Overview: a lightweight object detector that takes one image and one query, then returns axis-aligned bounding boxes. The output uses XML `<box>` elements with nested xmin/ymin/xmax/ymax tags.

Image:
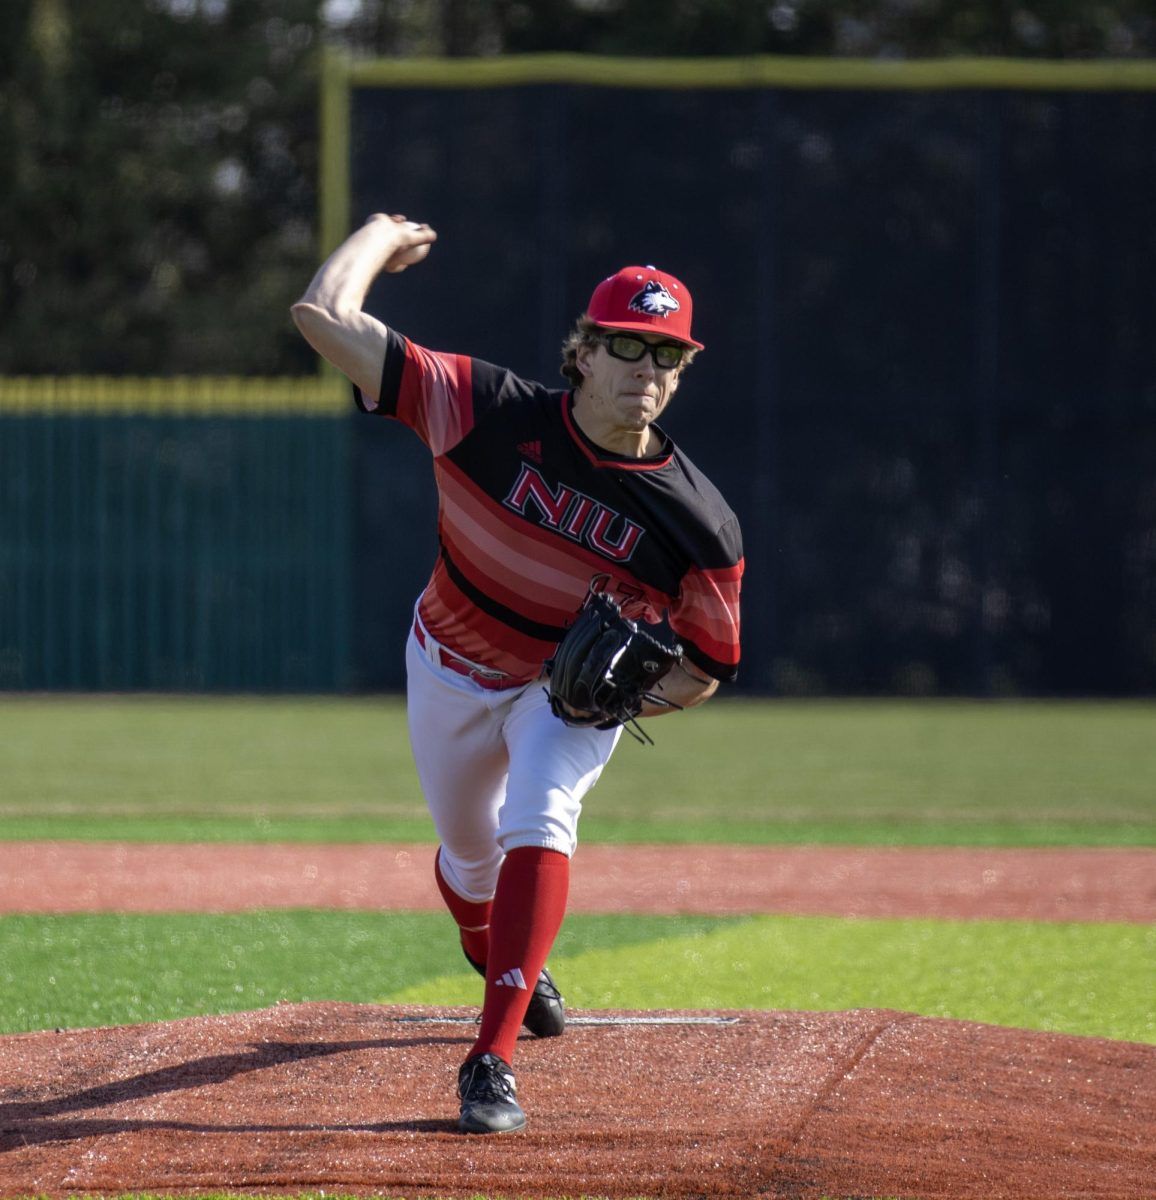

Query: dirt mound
<box><xmin>1</xmin><ymin>1001</ymin><xmax>1151</xmax><ymax>1199</ymax></box>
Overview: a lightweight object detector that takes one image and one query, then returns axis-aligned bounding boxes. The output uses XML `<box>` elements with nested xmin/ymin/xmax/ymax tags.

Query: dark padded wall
<box><xmin>349</xmin><ymin>83</ymin><xmax>1156</xmax><ymax>694</ymax></box>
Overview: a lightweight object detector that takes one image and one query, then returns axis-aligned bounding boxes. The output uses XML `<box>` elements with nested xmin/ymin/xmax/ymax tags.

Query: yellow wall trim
<box><xmin>0</xmin><ymin>376</ymin><xmax>348</xmax><ymax>416</ymax></box>
<box><xmin>343</xmin><ymin>53</ymin><xmax>1156</xmax><ymax>92</ymax></box>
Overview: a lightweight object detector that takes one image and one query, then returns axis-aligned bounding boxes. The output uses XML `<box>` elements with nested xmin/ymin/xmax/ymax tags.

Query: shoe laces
<box><xmin>460</xmin><ymin>1054</ymin><xmax>516</xmax><ymax>1103</ymax></box>
<box><xmin>533</xmin><ymin>970</ymin><xmax>562</xmax><ymax>1003</ymax></box>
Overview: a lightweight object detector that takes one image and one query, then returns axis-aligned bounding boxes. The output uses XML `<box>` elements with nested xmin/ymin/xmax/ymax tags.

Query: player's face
<box><xmin>574</xmin><ymin>329</ymin><xmax>684</xmax><ymax>435</ymax></box>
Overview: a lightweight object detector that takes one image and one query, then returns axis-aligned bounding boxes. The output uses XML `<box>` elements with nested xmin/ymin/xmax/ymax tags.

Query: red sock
<box><xmin>469</xmin><ymin>846</ymin><xmax>570</xmax><ymax>1065</ymax></box>
<box><xmin>434</xmin><ymin>847</ymin><xmax>492</xmax><ymax>967</ymax></box>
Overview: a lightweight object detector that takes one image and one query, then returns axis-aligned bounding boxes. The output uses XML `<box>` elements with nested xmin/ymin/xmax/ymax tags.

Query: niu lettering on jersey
<box><xmin>355</xmin><ymin>329</ymin><xmax>743</xmax><ymax>684</ymax></box>
<box><xmin>503</xmin><ymin>463</ymin><xmax>644</xmax><ymax>562</ymax></box>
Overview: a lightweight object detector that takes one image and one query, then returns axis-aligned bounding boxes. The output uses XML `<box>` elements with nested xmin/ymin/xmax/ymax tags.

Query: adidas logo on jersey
<box><xmin>495</xmin><ymin>967</ymin><xmax>528</xmax><ymax>990</ymax></box>
<box><xmin>517</xmin><ymin>440</ymin><xmax>543</xmax><ymax>464</ymax></box>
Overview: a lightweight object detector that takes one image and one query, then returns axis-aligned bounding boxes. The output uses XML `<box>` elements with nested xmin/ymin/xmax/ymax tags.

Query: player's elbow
<box><xmin>291</xmin><ymin>300</ymin><xmax>326</xmax><ymax>337</ymax></box>
<box><xmin>290</xmin><ymin>301</ymin><xmax>345</xmax><ymax>359</ymax></box>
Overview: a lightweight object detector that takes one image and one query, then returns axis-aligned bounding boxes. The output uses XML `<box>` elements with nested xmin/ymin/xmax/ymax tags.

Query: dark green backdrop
<box><xmin>0</xmin><ymin>413</ymin><xmax>350</xmax><ymax>690</ymax></box>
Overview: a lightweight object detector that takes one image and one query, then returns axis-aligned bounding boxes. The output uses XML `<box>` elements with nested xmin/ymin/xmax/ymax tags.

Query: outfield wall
<box><xmin>2</xmin><ymin>57</ymin><xmax>1154</xmax><ymax>694</ymax></box>
<box><xmin>0</xmin><ymin>379</ymin><xmax>351</xmax><ymax>690</ymax></box>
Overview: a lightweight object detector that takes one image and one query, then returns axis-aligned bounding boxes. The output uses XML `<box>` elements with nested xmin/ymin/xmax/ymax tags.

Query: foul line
<box><xmin>394</xmin><ymin>1014</ymin><xmax>741</xmax><ymax>1026</ymax></box>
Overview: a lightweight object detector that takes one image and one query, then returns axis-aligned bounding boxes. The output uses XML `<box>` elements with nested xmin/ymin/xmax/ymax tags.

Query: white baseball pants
<box><xmin>405</xmin><ymin>625</ymin><xmax>621</xmax><ymax>903</ymax></box>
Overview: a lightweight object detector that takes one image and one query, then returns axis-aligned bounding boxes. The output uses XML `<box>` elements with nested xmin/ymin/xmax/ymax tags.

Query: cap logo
<box><xmin>628</xmin><ymin>280</ymin><xmax>680</xmax><ymax>319</ymax></box>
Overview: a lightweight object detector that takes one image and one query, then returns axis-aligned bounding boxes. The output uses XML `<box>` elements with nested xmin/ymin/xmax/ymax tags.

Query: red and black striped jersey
<box><xmin>356</xmin><ymin>329</ymin><xmax>743</xmax><ymax>684</ymax></box>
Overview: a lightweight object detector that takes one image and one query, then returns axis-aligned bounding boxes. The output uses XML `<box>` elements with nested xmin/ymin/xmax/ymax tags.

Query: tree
<box><xmin>0</xmin><ymin>0</ymin><xmax>319</xmax><ymax>374</ymax></box>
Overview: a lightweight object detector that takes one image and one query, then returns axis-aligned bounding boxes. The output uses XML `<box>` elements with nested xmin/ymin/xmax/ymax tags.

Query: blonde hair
<box><xmin>559</xmin><ymin>314</ymin><xmax>697</xmax><ymax>386</ymax></box>
<box><xmin>559</xmin><ymin>315</ymin><xmax>604</xmax><ymax>386</ymax></box>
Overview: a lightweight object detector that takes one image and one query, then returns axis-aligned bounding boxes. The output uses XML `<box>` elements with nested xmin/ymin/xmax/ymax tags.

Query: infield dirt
<box><xmin>2</xmin><ymin>842</ymin><xmax>1153</xmax><ymax>922</ymax></box>
<box><xmin>0</xmin><ymin>1001</ymin><xmax>1152</xmax><ymax>1199</ymax></box>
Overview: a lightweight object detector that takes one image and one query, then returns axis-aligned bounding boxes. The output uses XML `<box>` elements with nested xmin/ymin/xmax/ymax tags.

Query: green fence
<box><xmin>0</xmin><ymin>378</ymin><xmax>351</xmax><ymax>690</ymax></box>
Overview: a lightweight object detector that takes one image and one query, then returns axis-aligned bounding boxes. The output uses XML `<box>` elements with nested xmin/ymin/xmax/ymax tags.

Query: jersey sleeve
<box><xmin>353</xmin><ymin>327</ymin><xmax>533</xmax><ymax>457</ymax></box>
<box><xmin>669</xmin><ymin>516</ymin><xmax>743</xmax><ymax>682</ymax></box>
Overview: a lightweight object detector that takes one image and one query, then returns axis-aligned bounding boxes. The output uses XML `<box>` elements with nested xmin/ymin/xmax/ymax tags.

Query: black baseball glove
<box><xmin>545</xmin><ymin>593</ymin><xmax>683</xmax><ymax>743</ymax></box>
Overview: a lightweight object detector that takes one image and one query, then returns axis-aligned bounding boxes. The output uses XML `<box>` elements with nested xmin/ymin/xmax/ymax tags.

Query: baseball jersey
<box><xmin>356</xmin><ymin>329</ymin><xmax>743</xmax><ymax>685</ymax></box>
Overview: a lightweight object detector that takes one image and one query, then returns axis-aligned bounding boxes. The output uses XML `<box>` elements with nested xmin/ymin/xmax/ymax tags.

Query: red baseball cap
<box><xmin>586</xmin><ymin>265</ymin><xmax>704</xmax><ymax>350</ymax></box>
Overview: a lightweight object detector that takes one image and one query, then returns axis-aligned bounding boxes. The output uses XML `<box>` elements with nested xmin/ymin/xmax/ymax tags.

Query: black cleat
<box><xmin>457</xmin><ymin>1052</ymin><xmax>526</xmax><ymax>1134</ymax></box>
<box><xmin>520</xmin><ymin>963</ymin><xmax>565</xmax><ymax>1038</ymax></box>
<box><xmin>464</xmin><ymin>950</ymin><xmax>566</xmax><ymax>1039</ymax></box>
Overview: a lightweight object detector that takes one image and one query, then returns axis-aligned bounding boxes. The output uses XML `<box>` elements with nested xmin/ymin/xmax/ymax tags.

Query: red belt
<box><xmin>412</xmin><ymin>620</ymin><xmax>521</xmax><ymax>691</ymax></box>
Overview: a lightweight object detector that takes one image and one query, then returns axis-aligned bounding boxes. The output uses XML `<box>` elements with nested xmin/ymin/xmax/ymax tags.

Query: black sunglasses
<box><xmin>598</xmin><ymin>333</ymin><xmax>686</xmax><ymax>370</ymax></box>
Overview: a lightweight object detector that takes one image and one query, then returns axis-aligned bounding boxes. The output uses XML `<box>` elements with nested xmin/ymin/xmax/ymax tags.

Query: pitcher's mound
<box><xmin>0</xmin><ymin>1002</ymin><xmax>1151</xmax><ymax>1199</ymax></box>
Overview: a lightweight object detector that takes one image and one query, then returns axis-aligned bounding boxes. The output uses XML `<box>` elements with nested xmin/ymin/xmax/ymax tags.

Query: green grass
<box><xmin>1</xmin><ymin>695</ymin><xmax>1154</xmax><ymax>845</ymax></box>
<box><xmin>2</xmin><ymin>910</ymin><xmax>1151</xmax><ymax>1043</ymax></box>
<box><xmin>0</xmin><ymin>910</ymin><xmax>733</xmax><ymax>1033</ymax></box>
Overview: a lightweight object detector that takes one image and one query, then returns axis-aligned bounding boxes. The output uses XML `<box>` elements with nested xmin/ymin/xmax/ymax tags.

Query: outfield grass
<box><xmin>1</xmin><ymin>910</ymin><xmax>1151</xmax><ymax>1043</ymax></box>
<box><xmin>1</xmin><ymin>696</ymin><xmax>1153</xmax><ymax>845</ymax></box>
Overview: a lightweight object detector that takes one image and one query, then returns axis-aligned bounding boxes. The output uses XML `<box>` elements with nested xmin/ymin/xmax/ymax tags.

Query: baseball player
<box><xmin>292</xmin><ymin>213</ymin><xmax>743</xmax><ymax>1134</ymax></box>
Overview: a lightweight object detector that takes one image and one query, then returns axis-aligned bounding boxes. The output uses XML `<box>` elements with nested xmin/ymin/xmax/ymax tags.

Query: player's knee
<box><xmin>437</xmin><ymin>844</ymin><xmax>502</xmax><ymax>902</ymax></box>
<box><xmin>496</xmin><ymin>768</ymin><xmax>598</xmax><ymax>858</ymax></box>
